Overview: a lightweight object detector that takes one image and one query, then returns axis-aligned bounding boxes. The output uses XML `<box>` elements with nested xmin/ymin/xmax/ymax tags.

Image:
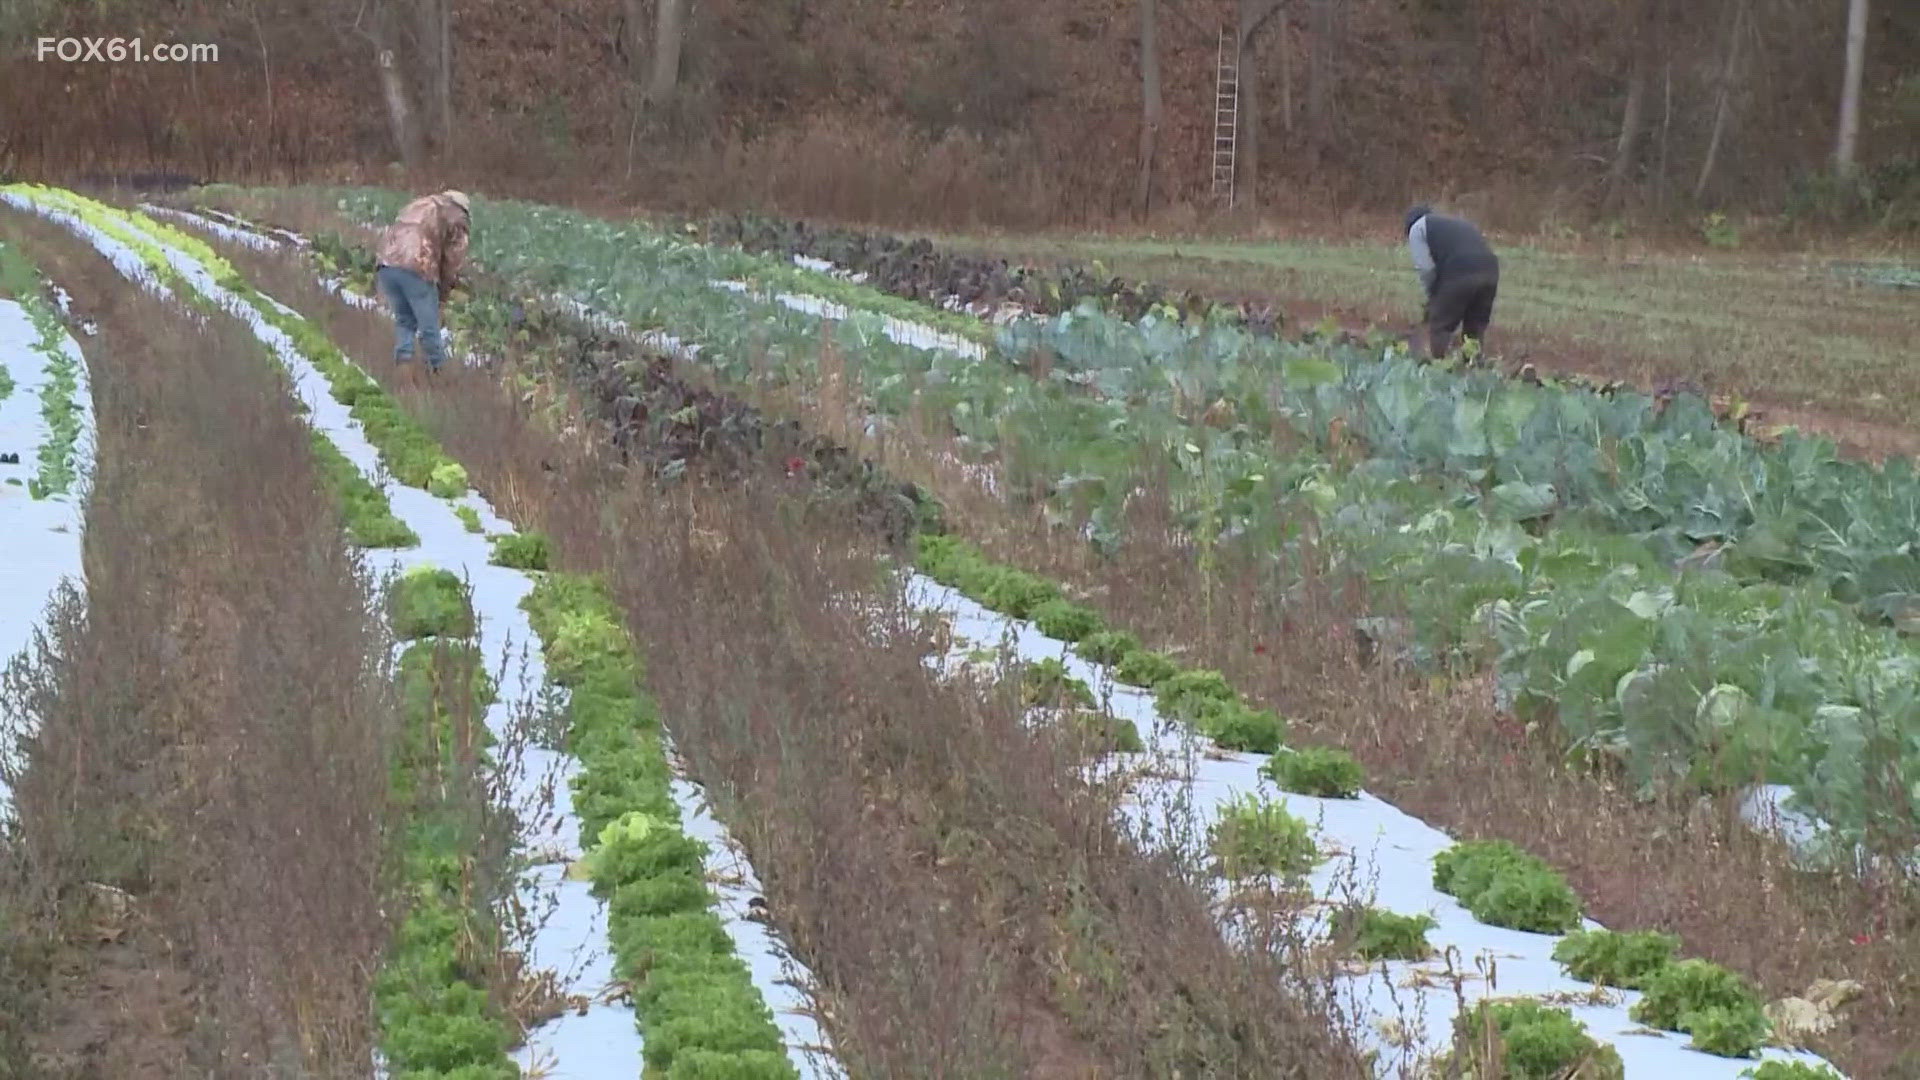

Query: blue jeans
<box><xmin>376</xmin><ymin>264</ymin><xmax>446</xmax><ymax>371</ymax></box>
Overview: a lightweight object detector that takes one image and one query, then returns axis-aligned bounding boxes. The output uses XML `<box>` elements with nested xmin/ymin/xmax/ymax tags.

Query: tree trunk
<box><xmin>370</xmin><ymin>3</ymin><xmax>424</xmax><ymax>170</ymax></box>
<box><xmin>1135</xmin><ymin>0</ymin><xmax>1162</xmax><ymax>217</ymax></box>
<box><xmin>1306</xmin><ymin>0</ymin><xmax>1331</xmax><ymax>155</ymax></box>
<box><xmin>1693</xmin><ymin>0</ymin><xmax>1746</xmax><ymax>202</ymax></box>
<box><xmin>1606</xmin><ymin>1</ymin><xmax>1652</xmax><ymax>202</ymax></box>
<box><xmin>1835</xmin><ymin>0</ymin><xmax>1868</xmax><ymax>174</ymax></box>
<box><xmin>1278</xmin><ymin>12</ymin><xmax>1292</xmax><ymax>132</ymax></box>
<box><xmin>435</xmin><ymin>0</ymin><xmax>452</xmax><ymax>148</ymax></box>
<box><xmin>1235</xmin><ymin>1</ymin><xmax>1285</xmax><ymax>211</ymax></box>
<box><xmin>646</xmin><ymin>0</ymin><xmax>685</xmax><ymax>110</ymax></box>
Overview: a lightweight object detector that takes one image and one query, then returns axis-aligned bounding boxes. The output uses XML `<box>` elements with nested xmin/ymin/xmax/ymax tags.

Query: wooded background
<box><xmin>2</xmin><ymin>0</ymin><xmax>1915</xmax><ymax>232</ymax></box>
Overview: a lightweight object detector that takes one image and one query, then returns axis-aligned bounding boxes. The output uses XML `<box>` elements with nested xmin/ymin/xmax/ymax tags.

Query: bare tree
<box><xmin>647</xmin><ymin>0</ymin><xmax>686</xmax><ymax>110</ymax></box>
<box><xmin>1607</xmin><ymin>0</ymin><xmax>1659</xmax><ymax>201</ymax></box>
<box><xmin>1135</xmin><ymin>0</ymin><xmax>1163</xmax><ymax>216</ymax></box>
<box><xmin>357</xmin><ymin>0</ymin><xmax>424</xmax><ymax>170</ymax></box>
<box><xmin>1693</xmin><ymin>0</ymin><xmax>1750</xmax><ymax>201</ymax></box>
<box><xmin>1306</xmin><ymin>0</ymin><xmax>1333</xmax><ymax>156</ymax></box>
<box><xmin>1237</xmin><ymin>0</ymin><xmax>1286</xmax><ymax>210</ymax></box>
<box><xmin>1835</xmin><ymin>0</ymin><xmax>1869</xmax><ymax>173</ymax></box>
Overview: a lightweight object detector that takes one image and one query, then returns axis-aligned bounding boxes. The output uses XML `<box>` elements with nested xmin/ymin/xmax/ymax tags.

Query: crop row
<box><xmin>7</xmin><ymin>187</ymin><xmax>816</xmax><ymax>1078</ymax></box>
<box><xmin>911</xmin><ymin>529</ymin><xmax>1828</xmax><ymax>1072</ymax></box>
<box><xmin>168</xmin><ymin>198</ymin><xmax>1851</xmax><ymax>1078</ymax></box>
<box><xmin>0</xmin><ymin>240</ymin><xmax>86</xmax><ymax>500</ymax></box>
<box><xmin>261</xmin><ymin>187</ymin><xmax>1919</xmax><ymax>862</ymax></box>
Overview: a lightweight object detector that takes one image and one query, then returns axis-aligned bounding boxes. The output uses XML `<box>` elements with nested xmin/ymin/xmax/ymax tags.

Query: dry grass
<box><xmin>220</xmin><ymin>238</ymin><xmax>1382</xmax><ymax>1078</ymax></box>
<box><xmin>0</xmin><ymin>209</ymin><xmax>401</xmax><ymax>1078</ymax></box>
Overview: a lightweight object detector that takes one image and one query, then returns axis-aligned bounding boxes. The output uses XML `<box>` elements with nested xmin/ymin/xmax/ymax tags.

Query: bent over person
<box><xmin>375</xmin><ymin>189</ymin><xmax>470</xmax><ymax>377</ymax></box>
<box><xmin>1405</xmin><ymin>204</ymin><xmax>1499</xmax><ymax>360</ymax></box>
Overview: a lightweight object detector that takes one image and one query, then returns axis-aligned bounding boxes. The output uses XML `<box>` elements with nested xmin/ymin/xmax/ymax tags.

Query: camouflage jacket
<box><xmin>375</xmin><ymin>193</ymin><xmax>469</xmax><ymax>298</ymax></box>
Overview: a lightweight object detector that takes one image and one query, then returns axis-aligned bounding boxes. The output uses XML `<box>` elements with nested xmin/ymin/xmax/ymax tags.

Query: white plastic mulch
<box><xmin>15</xmin><ymin>194</ymin><xmax>840</xmax><ymax>1080</ymax></box>
<box><xmin>0</xmin><ymin>283</ymin><xmax>94</xmax><ymax>822</ymax></box>
<box><xmin>159</xmin><ymin>203</ymin><xmax>1853</xmax><ymax>1079</ymax></box>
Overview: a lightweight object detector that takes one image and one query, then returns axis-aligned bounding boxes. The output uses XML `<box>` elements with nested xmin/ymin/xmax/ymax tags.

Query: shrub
<box><xmin>1442</xmin><ymin>999</ymin><xmax>1625</xmax><ymax>1080</ymax></box>
<box><xmin>1630</xmin><ymin>958</ymin><xmax>1771</xmax><ymax>1057</ymax></box>
<box><xmin>1074</xmin><ymin>629</ymin><xmax>1141</xmax><ymax>666</ymax></box>
<box><xmin>1030</xmin><ymin>598</ymin><xmax>1105</xmax><ymax>642</ymax></box>
<box><xmin>1208</xmin><ymin>794</ymin><xmax>1319</xmax><ymax>880</ymax></box>
<box><xmin>488</xmin><ymin>530</ymin><xmax>551</xmax><ymax>570</ymax></box>
<box><xmin>455</xmin><ymin>504</ymin><xmax>484</xmax><ymax>533</ymax></box>
<box><xmin>1336</xmin><ymin>906</ymin><xmax>1436</xmax><ymax>961</ymax></box>
<box><xmin>390</xmin><ymin>565</ymin><xmax>475</xmax><ymax>640</ymax></box>
<box><xmin>1433</xmin><ymin>839</ymin><xmax>1582</xmax><ymax>934</ymax></box>
<box><xmin>1021</xmin><ymin>657</ymin><xmax>1095</xmax><ymax>709</ymax></box>
<box><xmin>1551</xmin><ymin>928</ymin><xmax>1680</xmax><ymax>989</ymax></box>
<box><xmin>1263</xmin><ymin>745</ymin><xmax>1364</xmax><ymax>798</ymax></box>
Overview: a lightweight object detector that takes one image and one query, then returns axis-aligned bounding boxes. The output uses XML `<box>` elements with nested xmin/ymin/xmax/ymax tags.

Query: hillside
<box><xmin>2</xmin><ymin>0</ymin><xmax>1917</xmax><ymax>231</ymax></box>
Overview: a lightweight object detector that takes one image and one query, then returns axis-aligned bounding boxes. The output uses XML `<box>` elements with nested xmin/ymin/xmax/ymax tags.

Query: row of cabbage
<box><xmin>234</xmin><ymin>186</ymin><xmax>1916</xmax><ymax>865</ymax></box>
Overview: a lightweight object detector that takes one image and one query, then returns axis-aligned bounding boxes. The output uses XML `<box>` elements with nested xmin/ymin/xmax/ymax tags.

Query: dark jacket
<box><xmin>1405</xmin><ymin>205</ymin><xmax>1498</xmax><ymax>300</ymax></box>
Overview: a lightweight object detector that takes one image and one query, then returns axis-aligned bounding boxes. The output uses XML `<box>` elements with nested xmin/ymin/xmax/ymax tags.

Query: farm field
<box><xmin>925</xmin><ymin>228</ymin><xmax>1920</xmax><ymax>461</ymax></box>
<box><xmin>0</xmin><ymin>179</ymin><xmax>1912</xmax><ymax>1080</ymax></box>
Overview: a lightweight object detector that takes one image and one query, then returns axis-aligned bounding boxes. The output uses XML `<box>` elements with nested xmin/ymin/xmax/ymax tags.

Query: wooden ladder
<box><xmin>1211</xmin><ymin>26</ymin><xmax>1239</xmax><ymax>205</ymax></box>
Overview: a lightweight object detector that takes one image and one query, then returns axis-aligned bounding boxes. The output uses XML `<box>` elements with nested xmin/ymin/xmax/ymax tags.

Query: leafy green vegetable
<box><xmin>1439</xmin><ymin>998</ymin><xmax>1625</xmax><ymax>1079</ymax></box>
<box><xmin>1551</xmin><ymin>928</ymin><xmax>1680</xmax><ymax>988</ymax></box>
<box><xmin>1334</xmin><ymin>906</ymin><xmax>1435</xmax><ymax>961</ymax></box>
<box><xmin>1020</xmin><ymin>657</ymin><xmax>1095</xmax><ymax>709</ymax></box>
<box><xmin>1262</xmin><ymin>745</ymin><xmax>1364</xmax><ymax>798</ymax></box>
<box><xmin>1629</xmin><ymin>958</ymin><xmax>1771</xmax><ymax>1057</ymax></box>
<box><xmin>1433</xmin><ymin>839</ymin><xmax>1583</xmax><ymax>934</ymax></box>
<box><xmin>390</xmin><ymin>566</ymin><xmax>476</xmax><ymax>640</ymax></box>
<box><xmin>488</xmin><ymin>530</ymin><xmax>550</xmax><ymax>570</ymax></box>
<box><xmin>1208</xmin><ymin>794</ymin><xmax>1319</xmax><ymax>880</ymax></box>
